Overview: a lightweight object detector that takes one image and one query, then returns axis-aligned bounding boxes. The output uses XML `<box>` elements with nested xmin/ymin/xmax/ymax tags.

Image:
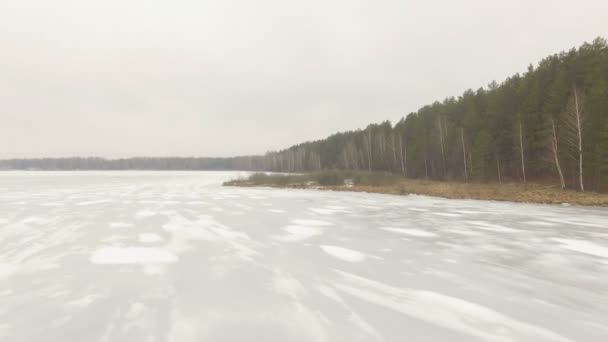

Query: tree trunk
<box><xmin>399</xmin><ymin>135</ymin><xmax>406</xmax><ymax>177</ymax></box>
<box><xmin>519</xmin><ymin>121</ymin><xmax>527</xmax><ymax>183</ymax></box>
<box><xmin>496</xmin><ymin>154</ymin><xmax>502</xmax><ymax>184</ymax></box>
<box><xmin>461</xmin><ymin>128</ymin><xmax>468</xmax><ymax>181</ymax></box>
<box><xmin>574</xmin><ymin>88</ymin><xmax>584</xmax><ymax>191</ymax></box>
<box><xmin>366</xmin><ymin>130</ymin><xmax>373</xmax><ymax>172</ymax></box>
<box><xmin>424</xmin><ymin>154</ymin><xmax>428</xmax><ymax>179</ymax></box>
<box><xmin>438</xmin><ymin>116</ymin><xmax>446</xmax><ymax>176</ymax></box>
<box><xmin>469</xmin><ymin>152</ymin><xmax>473</xmax><ymax>179</ymax></box>
<box><xmin>550</xmin><ymin>118</ymin><xmax>566</xmax><ymax>190</ymax></box>
<box><xmin>391</xmin><ymin>134</ymin><xmax>397</xmax><ymax>172</ymax></box>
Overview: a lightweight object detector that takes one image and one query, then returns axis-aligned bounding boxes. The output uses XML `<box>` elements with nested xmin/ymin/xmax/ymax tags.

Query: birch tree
<box><xmin>437</xmin><ymin>115</ymin><xmax>446</xmax><ymax>175</ymax></box>
<box><xmin>519</xmin><ymin>121</ymin><xmax>527</xmax><ymax>183</ymax></box>
<box><xmin>461</xmin><ymin>128</ymin><xmax>468</xmax><ymax>181</ymax></box>
<box><xmin>550</xmin><ymin>118</ymin><xmax>566</xmax><ymax>189</ymax></box>
<box><xmin>565</xmin><ymin>87</ymin><xmax>585</xmax><ymax>191</ymax></box>
<box><xmin>399</xmin><ymin>134</ymin><xmax>407</xmax><ymax>177</ymax></box>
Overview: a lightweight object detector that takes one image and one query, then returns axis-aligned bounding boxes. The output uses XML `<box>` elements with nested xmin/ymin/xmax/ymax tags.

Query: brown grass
<box><xmin>224</xmin><ymin>174</ymin><xmax>608</xmax><ymax>207</ymax></box>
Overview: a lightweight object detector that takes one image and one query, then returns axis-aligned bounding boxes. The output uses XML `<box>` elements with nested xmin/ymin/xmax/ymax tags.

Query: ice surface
<box><xmin>138</xmin><ymin>233</ymin><xmax>163</xmax><ymax>243</ymax></box>
<box><xmin>333</xmin><ymin>270</ymin><xmax>574</xmax><ymax>342</ymax></box>
<box><xmin>276</xmin><ymin>225</ymin><xmax>323</xmax><ymax>242</ymax></box>
<box><xmin>380</xmin><ymin>227</ymin><xmax>437</xmax><ymax>237</ymax></box>
<box><xmin>109</xmin><ymin>222</ymin><xmax>134</xmax><ymax>228</ymax></box>
<box><xmin>0</xmin><ymin>171</ymin><xmax>606</xmax><ymax>342</ymax></box>
<box><xmin>320</xmin><ymin>245</ymin><xmax>366</xmax><ymax>262</ymax></box>
<box><xmin>90</xmin><ymin>247</ymin><xmax>178</xmax><ymax>264</ymax></box>
<box><xmin>550</xmin><ymin>238</ymin><xmax>608</xmax><ymax>258</ymax></box>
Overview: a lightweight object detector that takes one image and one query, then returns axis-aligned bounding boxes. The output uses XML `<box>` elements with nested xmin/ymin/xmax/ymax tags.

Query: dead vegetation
<box><xmin>224</xmin><ymin>172</ymin><xmax>608</xmax><ymax>207</ymax></box>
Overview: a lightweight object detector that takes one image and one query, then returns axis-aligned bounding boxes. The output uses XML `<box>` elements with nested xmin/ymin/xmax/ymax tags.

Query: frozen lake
<box><xmin>0</xmin><ymin>171</ymin><xmax>607</xmax><ymax>342</ymax></box>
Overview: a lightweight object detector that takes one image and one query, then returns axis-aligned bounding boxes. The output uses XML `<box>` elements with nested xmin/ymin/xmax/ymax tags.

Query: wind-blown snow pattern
<box><xmin>0</xmin><ymin>171</ymin><xmax>607</xmax><ymax>342</ymax></box>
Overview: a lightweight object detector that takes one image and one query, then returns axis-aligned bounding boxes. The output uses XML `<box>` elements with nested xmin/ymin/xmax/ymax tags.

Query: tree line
<box><xmin>2</xmin><ymin>38</ymin><xmax>607</xmax><ymax>192</ymax></box>
<box><xmin>0</xmin><ymin>157</ymin><xmax>259</xmax><ymax>171</ymax></box>
<box><xmin>256</xmin><ymin>38</ymin><xmax>608</xmax><ymax>192</ymax></box>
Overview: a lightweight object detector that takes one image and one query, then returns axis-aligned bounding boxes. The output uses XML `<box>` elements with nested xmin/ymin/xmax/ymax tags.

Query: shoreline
<box><xmin>224</xmin><ymin>178</ymin><xmax>608</xmax><ymax>207</ymax></box>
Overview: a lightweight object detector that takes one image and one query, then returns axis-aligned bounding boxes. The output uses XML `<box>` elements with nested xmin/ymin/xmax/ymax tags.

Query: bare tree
<box><xmin>550</xmin><ymin>118</ymin><xmax>566</xmax><ymax>189</ymax></box>
<box><xmin>399</xmin><ymin>134</ymin><xmax>407</xmax><ymax>177</ymax></box>
<box><xmin>519</xmin><ymin>121</ymin><xmax>527</xmax><ymax>183</ymax></box>
<box><xmin>565</xmin><ymin>87</ymin><xmax>585</xmax><ymax>191</ymax></box>
<box><xmin>391</xmin><ymin>133</ymin><xmax>397</xmax><ymax>171</ymax></box>
<box><xmin>495</xmin><ymin>153</ymin><xmax>502</xmax><ymax>184</ymax></box>
<box><xmin>461</xmin><ymin>128</ymin><xmax>468</xmax><ymax>181</ymax></box>
<box><xmin>364</xmin><ymin>129</ymin><xmax>373</xmax><ymax>172</ymax></box>
<box><xmin>437</xmin><ymin>115</ymin><xmax>446</xmax><ymax>175</ymax></box>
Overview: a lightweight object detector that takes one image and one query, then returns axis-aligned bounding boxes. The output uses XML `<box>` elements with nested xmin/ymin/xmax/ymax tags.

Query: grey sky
<box><xmin>1</xmin><ymin>0</ymin><xmax>606</xmax><ymax>158</ymax></box>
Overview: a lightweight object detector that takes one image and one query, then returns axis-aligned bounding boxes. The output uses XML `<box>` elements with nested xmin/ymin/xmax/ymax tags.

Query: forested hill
<box><xmin>3</xmin><ymin>38</ymin><xmax>607</xmax><ymax>192</ymax></box>
<box><xmin>253</xmin><ymin>37</ymin><xmax>608</xmax><ymax>192</ymax></box>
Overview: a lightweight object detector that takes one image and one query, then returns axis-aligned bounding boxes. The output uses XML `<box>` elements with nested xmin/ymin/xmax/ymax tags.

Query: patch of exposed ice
<box><xmin>125</xmin><ymin>302</ymin><xmax>147</xmax><ymax>320</ymax></box>
<box><xmin>451</xmin><ymin>210</ymin><xmax>485</xmax><ymax>215</ymax></box>
<box><xmin>326</xmin><ymin>205</ymin><xmax>350</xmax><ymax>210</ymax></box>
<box><xmin>139</xmin><ymin>233</ymin><xmax>163</xmax><ymax>243</ymax></box>
<box><xmin>432</xmin><ymin>212</ymin><xmax>462</xmax><ymax>218</ymax></box>
<box><xmin>447</xmin><ymin>228</ymin><xmax>481</xmax><ymax>236</ymax></box>
<box><xmin>309</xmin><ymin>208</ymin><xmax>337</xmax><ymax>215</ymax></box>
<box><xmin>466</xmin><ymin>220</ymin><xmax>522</xmax><ymax>233</ymax></box>
<box><xmin>310</xmin><ymin>207</ymin><xmax>351</xmax><ymax>215</ymax></box>
<box><xmin>550</xmin><ymin>238</ymin><xmax>608</xmax><ymax>258</ymax></box>
<box><xmin>319</xmin><ymin>285</ymin><xmax>345</xmax><ymax>304</ymax></box>
<box><xmin>545</xmin><ymin>217</ymin><xmax>606</xmax><ymax>229</ymax></box>
<box><xmin>89</xmin><ymin>247</ymin><xmax>178</xmax><ymax>265</ymax></box>
<box><xmin>186</xmin><ymin>201</ymin><xmax>208</xmax><ymax>206</ymax></box>
<box><xmin>380</xmin><ymin>227</ymin><xmax>437</xmax><ymax>238</ymax></box>
<box><xmin>359</xmin><ymin>205</ymin><xmax>382</xmax><ymax>210</ymax></box>
<box><xmin>162</xmin><ymin>217</ymin><xmax>216</xmax><ymax>241</ymax></box>
<box><xmin>135</xmin><ymin>210</ymin><xmax>156</xmax><ymax>219</ymax></box>
<box><xmin>22</xmin><ymin>217</ymin><xmax>47</xmax><ymax>224</ymax></box>
<box><xmin>524</xmin><ymin>221</ymin><xmax>557</xmax><ymax>227</ymax></box>
<box><xmin>100</xmin><ymin>234</ymin><xmax>129</xmax><ymax>243</ymax></box>
<box><xmin>269</xmin><ymin>209</ymin><xmax>286</xmax><ymax>213</ymax></box>
<box><xmin>276</xmin><ymin>225</ymin><xmax>322</xmax><ymax>242</ymax></box>
<box><xmin>66</xmin><ymin>294</ymin><xmax>101</xmax><ymax>308</ymax></box>
<box><xmin>0</xmin><ymin>263</ymin><xmax>18</xmax><ymax>278</ymax></box>
<box><xmin>320</xmin><ymin>245</ymin><xmax>366</xmax><ymax>262</ymax></box>
<box><xmin>273</xmin><ymin>270</ymin><xmax>305</xmax><ymax>299</ymax></box>
<box><xmin>41</xmin><ymin>202</ymin><xmax>64</xmax><ymax>207</ymax></box>
<box><xmin>77</xmin><ymin>199</ymin><xmax>112</xmax><ymax>206</ymax></box>
<box><xmin>109</xmin><ymin>222</ymin><xmax>134</xmax><ymax>228</ymax></box>
<box><xmin>334</xmin><ymin>270</ymin><xmax>573</xmax><ymax>342</ymax></box>
<box><xmin>292</xmin><ymin>219</ymin><xmax>333</xmax><ymax>227</ymax></box>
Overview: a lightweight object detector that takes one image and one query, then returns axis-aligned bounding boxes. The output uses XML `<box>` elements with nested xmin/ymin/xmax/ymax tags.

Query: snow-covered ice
<box><xmin>320</xmin><ymin>245</ymin><xmax>367</xmax><ymax>262</ymax></box>
<box><xmin>0</xmin><ymin>171</ymin><xmax>606</xmax><ymax>342</ymax></box>
<box><xmin>379</xmin><ymin>227</ymin><xmax>438</xmax><ymax>237</ymax></box>
<box><xmin>90</xmin><ymin>247</ymin><xmax>178</xmax><ymax>265</ymax></box>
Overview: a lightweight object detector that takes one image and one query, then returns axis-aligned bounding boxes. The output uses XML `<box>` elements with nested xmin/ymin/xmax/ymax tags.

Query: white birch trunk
<box><xmin>519</xmin><ymin>121</ymin><xmax>527</xmax><ymax>183</ymax></box>
<box><xmin>550</xmin><ymin>118</ymin><xmax>566</xmax><ymax>190</ymax></box>
<box><xmin>399</xmin><ymin>135</ymin><xmax>406</xmax><ymax>177</ymax></box>
<box><xmin>461</xmin><ymin>128</ymin><xmax>468</xmax><ymax>181</ymax></box>
<box><xmin>574</xmin><ymin>88</ymin><xmax>584</xmax><ymax>191</ymax></box>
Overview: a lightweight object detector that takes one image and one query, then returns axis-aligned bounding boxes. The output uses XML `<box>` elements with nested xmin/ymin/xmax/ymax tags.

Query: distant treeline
<box><xmin>0</xmin><ymin>157</ymin><xmax>259</xmax><ymax>171</ymax></box>
<box><xmin>252</xmin><ymin>37</ymin><xmax>608</xmax><ymax>192</ymax></box>
<box><xmin>3</xmin><ymin>38</ymin><xmax>607</xmax><ymax>192</ymax></box>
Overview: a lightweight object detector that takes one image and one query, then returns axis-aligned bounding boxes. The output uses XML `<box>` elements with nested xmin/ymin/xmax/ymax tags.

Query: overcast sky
<box><xmin>1</xmin><ymin>0</ymin><xmax>606</xmax><ymax>158</ymax></box>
